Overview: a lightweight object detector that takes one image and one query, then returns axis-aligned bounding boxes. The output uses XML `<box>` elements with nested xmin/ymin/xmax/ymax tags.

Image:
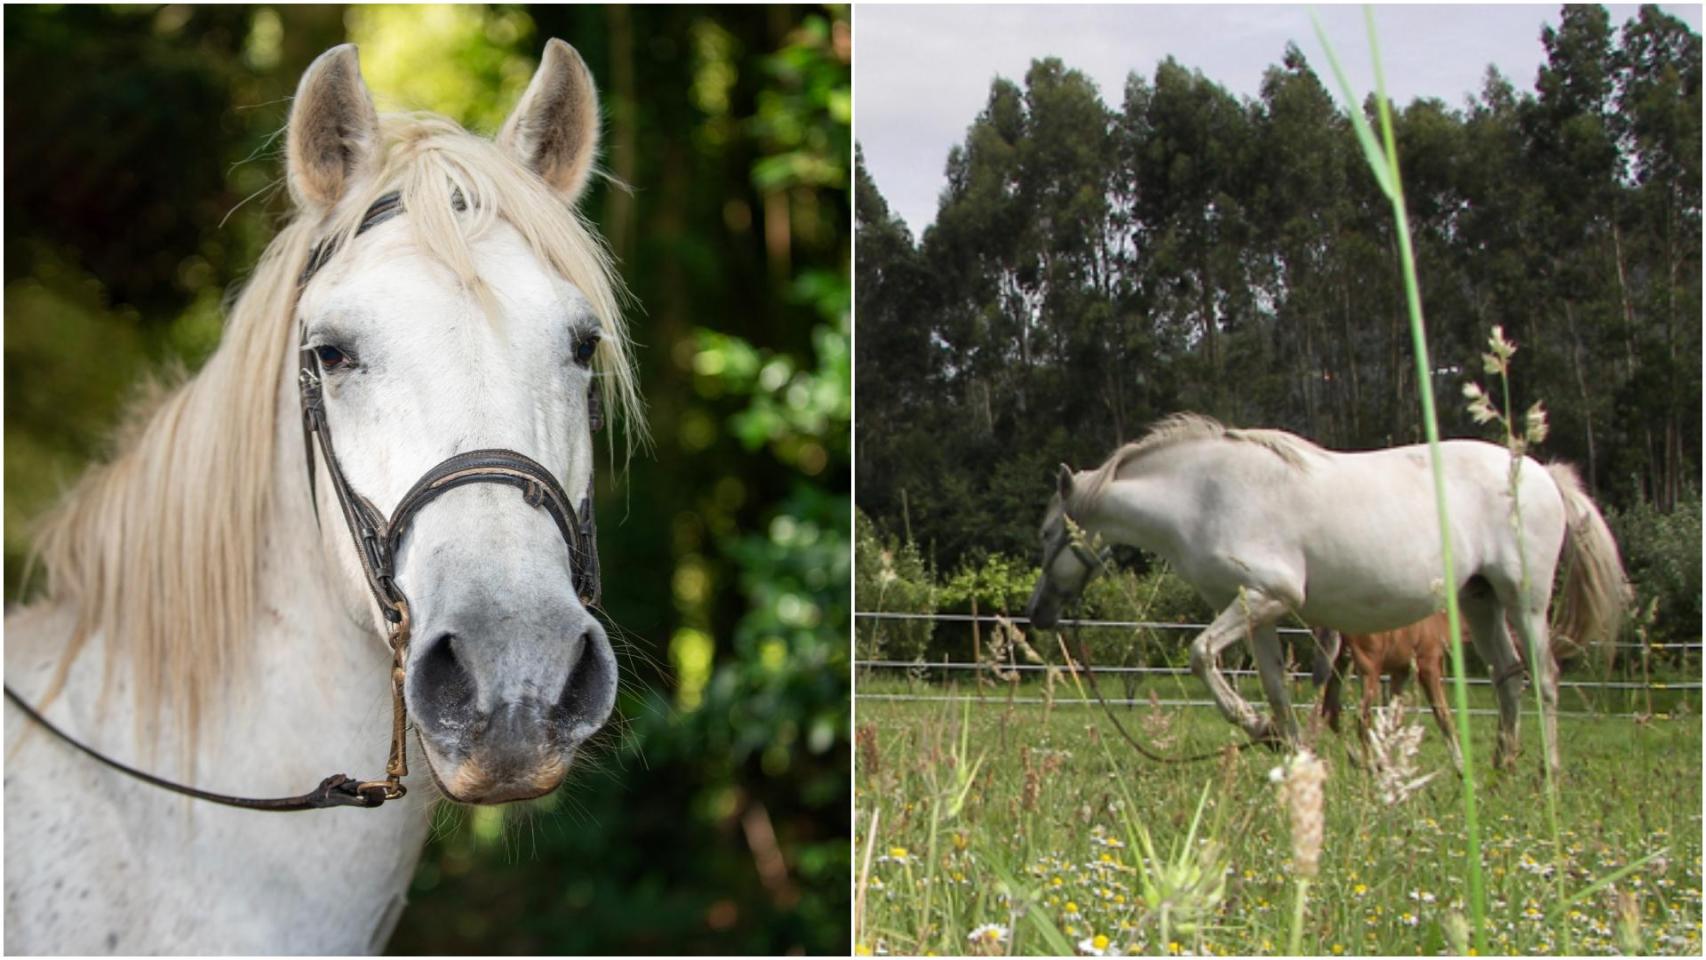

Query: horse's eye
<box><xmin>573</xmin><ymin>334</ymin><xmax>599</xmax><ymax>368</ymax></box>
<box><xmin>314</xmin><ymin>344</ymin><xmax>350</xmax><ymax>370</ymax></box>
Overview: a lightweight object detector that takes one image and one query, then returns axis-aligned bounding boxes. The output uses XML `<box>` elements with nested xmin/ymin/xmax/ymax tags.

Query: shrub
<box><xmin>938</xmin><ymin>551</ymin><xmax>1036</xmax><ymax>615</ymax></box>
<box><xmin>1608</xmin><ymin>496</ymin><xmax>1702</xmax><ymax>647</ymax></box>
<box><xmin>853</xmin><ymin>511</ymin><xmax>935</xmax><ymax>662</ymax></box>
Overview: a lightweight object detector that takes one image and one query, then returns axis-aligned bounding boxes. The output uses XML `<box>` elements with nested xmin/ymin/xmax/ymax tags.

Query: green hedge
<box><xmin>854</xmin><ymin>512</ymin><xmax>1215</xmax><ymax>666</ymax></box>
<box><xmin>853</xmin><ymin>510</ymin><xmax>935</xmax><ymax>661</ymax></box>
<box><xmin>1609</xmin><ymin>496</ymin><xmax>1702</xmax><ymax>647</ymax></box>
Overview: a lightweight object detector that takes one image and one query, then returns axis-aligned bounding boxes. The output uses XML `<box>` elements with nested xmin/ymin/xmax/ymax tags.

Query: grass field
<box><xmin>853</xmin><ymin>667</ymin><xmax>1703</xmax><ymax>956</ymax></box>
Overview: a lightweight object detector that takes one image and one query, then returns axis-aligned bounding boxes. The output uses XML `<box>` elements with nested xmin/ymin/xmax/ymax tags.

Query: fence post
<box><xmin>973</xmin><ymin>596</ymin><xmax>989</xmax><ymax>699</ymax></box>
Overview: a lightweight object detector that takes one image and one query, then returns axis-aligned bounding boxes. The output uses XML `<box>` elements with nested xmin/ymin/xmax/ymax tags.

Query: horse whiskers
<box><xmin>602</xmin><ymin>618</ymin><xmax>669</xmax><ymax>676</ymax></box>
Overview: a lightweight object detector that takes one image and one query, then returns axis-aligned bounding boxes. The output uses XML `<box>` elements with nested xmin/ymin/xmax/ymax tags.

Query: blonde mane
<box><xmin>1072</xmin><ymin>413</ymin><xmax>1321</xmax><ymax>510</ymax></box>
<box><xmin>29</xmin><ymin>111</ymin><xmax>645</xmax><ymax>752</ymax></box>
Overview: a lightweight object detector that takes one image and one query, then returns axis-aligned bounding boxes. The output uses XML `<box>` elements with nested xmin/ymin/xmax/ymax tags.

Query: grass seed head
<box><xmin>1443</xmin><ymin>910</ymin><xmax>1471</xmax><ymax>955</ymax></box>
<box><xmin>1615</xmin><ymin>889</ymin><xmax>1642</xmax><ymax>955</ymax></box>
<box><xmin>1273</xmin><ymin>748</ymin><xmax>1327</xmax><ymax>879</ymax></box>
<box><xmin>1366</xmin><ymin>697</ymin><xmax>1440</xmax><ymax>806</ymax></box>
<box><xmin>1524</xmin><ymin>401</ymin><xmax>1550</xmax><ymax>445</ymax></box>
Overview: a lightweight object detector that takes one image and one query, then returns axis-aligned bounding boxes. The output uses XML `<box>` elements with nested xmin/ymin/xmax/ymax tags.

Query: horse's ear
<box><xmin>286</xmin><ymin>44</ymin><xmax>382</xmax><ymax>214</ymax></box>
<box><xmin>1057</xmin><ymin>464</ymin><xmax>1075</xmax><ymax>501</ymax></box>
<box><xmin>499</xmin><ymin>39</ymin><xmax>601</xmax><ymax>204</ymax></box>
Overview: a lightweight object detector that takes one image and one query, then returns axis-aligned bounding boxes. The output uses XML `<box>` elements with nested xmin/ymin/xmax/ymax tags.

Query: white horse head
<box><xmin>287</xmin><ymin>42</ymin><xmax>637</xmax><ymax>803</ymax></box>
<box><xmin>1025</xmin><ymin>463</ymin><xmax>1103</xmax><ymax>629</ymax></box>
<box><xmin>5</xmin><ymin>40</ymin><xmax>649</xmax><ymax>952</ymax></box>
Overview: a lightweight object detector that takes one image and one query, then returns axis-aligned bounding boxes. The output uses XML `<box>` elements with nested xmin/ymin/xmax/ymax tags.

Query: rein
<box><xmin>6</xmin><ymin>190</ymin><xmax>603</xmax><ymax>812</ymax></box>
<box><xmin>1058</xmin><ymin>612</ymin><xmax>1256</xmax><ymax>765</ymax></box>
<box><xmin>3</xmin><ymin>687</ymin><xmax>390</xmax><ymax>809</ymax></box>
<box><xmin>1042</xmin><ymin>503</ymin><xmax>1252</xmax><ymax>766</ymax></box>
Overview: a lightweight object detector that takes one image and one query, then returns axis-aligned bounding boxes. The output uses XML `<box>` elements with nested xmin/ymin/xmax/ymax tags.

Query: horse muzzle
<box><xmin>420</xmin><ymin>700</ymin><xmax>576</xmax><ymax>804</ymax></box>
<box><xmin>1025</xmin><ymin>580</ymin><xmax>1061</xmax><ymax>630</ymax></box>
<box><xmin>407</xmin><ymin>603</ymin><xmax>617</xmax><ymax>805</ymax></box>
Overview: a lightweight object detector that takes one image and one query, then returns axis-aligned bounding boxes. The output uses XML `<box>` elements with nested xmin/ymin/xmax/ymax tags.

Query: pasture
<box><xmin>854</xmin><ymin>667</ymin><xmax>1703</xmax><ymax>956</ymax></box>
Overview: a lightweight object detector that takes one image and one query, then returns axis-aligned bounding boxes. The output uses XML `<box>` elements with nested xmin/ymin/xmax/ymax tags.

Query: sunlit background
<box><xmin>4</xmin><ymin>4</ymin><xmax>850</xmax><ymax>953</ymax></box>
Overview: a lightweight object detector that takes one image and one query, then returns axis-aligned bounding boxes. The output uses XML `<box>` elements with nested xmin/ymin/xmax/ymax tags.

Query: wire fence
<box><xmin>853</xmin><ymin>692</ymin><xmax>1665</xmax><ymax>721</ymax></box>
<box><xmin>854</xmin><ymin>610</ymin><xmax>1703</xmax><ymax>721</ymax></box>
<box><xmin>855</xmin><ymin>610</ymin><xmax>1705</xmax><ymax>652</ymax></box>
<box><xmin>854</xmin><ymin>658</ymin><xmax>1702</xmax><ymax>691</ymax></box>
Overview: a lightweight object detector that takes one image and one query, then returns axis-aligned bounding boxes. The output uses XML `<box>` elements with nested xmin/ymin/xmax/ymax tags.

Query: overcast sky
<box><xmin>856</xmin><ymin>3</ymin><xmax>1703</xmax><ymax>240</ymax></box>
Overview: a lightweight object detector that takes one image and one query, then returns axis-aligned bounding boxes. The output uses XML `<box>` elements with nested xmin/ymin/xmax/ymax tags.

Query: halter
<box><xmin>1039</xmin><ymin>509</ymin><xmax>1111</xmax><ymax>594</ymax></box>
<box><xmin>6</xmin><ymin>190</ymin><xmax>604</xmax><ymax>811</ymax></box>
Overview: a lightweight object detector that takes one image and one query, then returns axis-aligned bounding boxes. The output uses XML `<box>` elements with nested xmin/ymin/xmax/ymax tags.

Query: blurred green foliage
<box><xmin>1609</xmin><ymin>496</ymin><xmax>1703</xmax><ymax>647</ymax></box>
<box><xmin>4</xmin><ymin>4</ymin><xmax>849</xmax><ymax>954</ymax></box>
<box><xmin>852</xmin><ymin>511</ymin><xmax>935</xmax><ymax>663</ymax></box>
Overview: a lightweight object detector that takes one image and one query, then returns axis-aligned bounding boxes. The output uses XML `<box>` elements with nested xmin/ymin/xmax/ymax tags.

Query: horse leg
<box><xmin>1511</xmin><ymin>603</ymin><xmax>1562</xmax><ymax>775</ymax></box>
<box><xmin>1312</xmin><ymin>629</ymin><xmax>1344</xmax><ymax>733</ymax></box>
<box><xmin>1250</xmin><ymin>621</ymin><xmax>1298</xmax><ymax>746</ymax></box>
<box><xmin>1321</xmin><ymin>666</ymin><xmax>1344</xmax><ymax>733</ymax></box>
<box><xmin>1188</xmin><ymin>591</ymin><xmax>1291</xmax><ymax>745</ymax></box>
<box><xmin>1418</xmin><ymin>650</ymin><xmax>1463</xmax><ymax>775</ymax></box>
<box><xmin>1388</xmin><ymin>663</ymin><xmax>1412</xmax><ymax>703</ymax></box>
<box><xmin>1354</xmin><ymin>651</ymin><xmax>1381</xmax><ymax>768</ymax></box>
<box><xmin>1461</xmin><ymin>586</ymin><xmax>1522</xmax><ymax>770</ymax></box>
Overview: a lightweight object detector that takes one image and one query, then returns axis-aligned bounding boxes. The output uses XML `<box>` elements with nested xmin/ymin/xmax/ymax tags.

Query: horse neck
<box><xmin>1081</xmin><ymin>474</ymin><xmax>1187</xmax><ymax>557</ymax></box>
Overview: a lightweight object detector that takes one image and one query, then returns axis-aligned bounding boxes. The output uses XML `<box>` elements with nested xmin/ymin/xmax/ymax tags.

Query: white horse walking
<box><xmin>1026</xmin><ymin>414</ymin><xmax>1629</xmax><ymax>773</ymax></box>
<box><xmin>5</xmin><ymin>41</ymin><xmax>642</xmax><ymax>953</ymax></box>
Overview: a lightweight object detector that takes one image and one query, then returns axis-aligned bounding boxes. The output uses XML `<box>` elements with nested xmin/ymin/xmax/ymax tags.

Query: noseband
<box><xmin>1041</xmin><ymin>514</ymin><xmax>1111</xmax><ymax>591</ymax></box>
<box><xmin>6</xmin><ymin>190</ymin><xmax>604</xmax><ymax>812</ymax></box>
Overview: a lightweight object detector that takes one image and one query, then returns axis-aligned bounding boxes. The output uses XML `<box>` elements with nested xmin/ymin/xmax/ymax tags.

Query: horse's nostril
<box><xmin>557</xmin><ymin>628</ymin><xmax>613</xmax><ymax>733</ymax></box>
<box><xmin>416</xmin><ymin>632</ymin><xmax>476</xmax><ymax>728</ymax></box>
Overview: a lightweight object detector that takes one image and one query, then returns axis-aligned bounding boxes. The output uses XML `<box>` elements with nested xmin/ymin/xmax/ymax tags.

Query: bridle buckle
<box><xmin>354</xmin><ymin>779</ymin><xmax>407</xmax><ymax>804</ymax></box>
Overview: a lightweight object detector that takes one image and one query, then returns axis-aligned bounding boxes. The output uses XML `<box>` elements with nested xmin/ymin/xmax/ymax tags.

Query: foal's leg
<box><xmin>1321</xmin><ymin>665</ymin><xmax>1345</xmax><ymax>733</ymax></box>
<box><xmin>1388</xmin><ymin>663</ymin><xmax>1413</xmax><ymax>702</ymax></box>
<box><xmin>1461</xmin><ymin>588</ymin><xmax>1523</xmax><ymax>770</ymax></box>
<box><xmin>1356</xmin><ymin>653</ymin><xmax>1382</xmax><ymax>767</ymax></box>
<box><xmin>1356</xmin><ymin>655</ymin><xmax>1381</xmax><ymax>732</ymax></box>
<box><xmin>1418</xmin><ymin>648</ymin><xmax>1464</xmax><ymax>774</ymax></box>
<box><xmin>1188</xmin><ymin>590</ymin><xmax>1292</xmax><ymax>745</ymax></box>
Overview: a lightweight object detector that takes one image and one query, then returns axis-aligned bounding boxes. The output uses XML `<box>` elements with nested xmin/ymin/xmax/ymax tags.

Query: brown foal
<box><xmin>1311</xmin><ymin>612</ymin><xmax>1468</xmax><ymax>771</ymax></box>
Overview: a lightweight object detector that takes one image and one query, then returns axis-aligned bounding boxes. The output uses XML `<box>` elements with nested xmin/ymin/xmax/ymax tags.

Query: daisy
<box><xmin>1077</xmin><ymin>933</ymin><xmax>1121</xmax><ymax>957</ymax></box>
<box><xmin>966</xmin><ymin>924</ymin><xmax>1009</xmax><ymax>952</ymax></box>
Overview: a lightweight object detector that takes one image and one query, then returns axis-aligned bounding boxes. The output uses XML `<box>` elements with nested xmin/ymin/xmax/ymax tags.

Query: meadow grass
<box><xmin>853</xmin><ymin>676</ymin><xmax>1702</xmax><ymax>956</ymax></box>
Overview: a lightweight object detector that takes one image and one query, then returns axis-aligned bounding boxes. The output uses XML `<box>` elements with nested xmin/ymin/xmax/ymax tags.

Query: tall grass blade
<box><xmin>1310</xmin><ymin>6</ymin><xmax>1489</xmax><ymax>951</ymax></box>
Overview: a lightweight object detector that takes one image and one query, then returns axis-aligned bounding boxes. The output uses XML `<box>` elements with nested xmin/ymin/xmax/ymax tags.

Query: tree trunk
<box><xmin>1341</xmin><ymin>275</ymin><xmax>1362</xmax><ymax>444</ymax></box>
<box><xmin>1563</xmin><ymin>299</ymin><xmax>1598</xmax><ymax>493</ymax></box>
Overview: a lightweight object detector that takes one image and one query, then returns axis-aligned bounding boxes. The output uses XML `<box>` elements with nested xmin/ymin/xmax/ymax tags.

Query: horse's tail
<box><xmin>1545</xmin><ymin>462</ymin><xmax>1633</xmax><ymax>668</ymax></box>
<box><xmin>1309</xmin><ymin>626</ymin><xmax>1341</xmax><ymax>689</ymax></box>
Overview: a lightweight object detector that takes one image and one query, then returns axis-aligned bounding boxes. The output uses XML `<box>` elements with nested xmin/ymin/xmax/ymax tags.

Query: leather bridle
<box><xmin>5</xmin><ymin>190</ymin><xmax>604</xmax><ymax>811</ymax></box>
<box><xmin>1039</xmin><ymin>511</ymin><xmax>1110</xmax><ymax>598</ymax></box>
